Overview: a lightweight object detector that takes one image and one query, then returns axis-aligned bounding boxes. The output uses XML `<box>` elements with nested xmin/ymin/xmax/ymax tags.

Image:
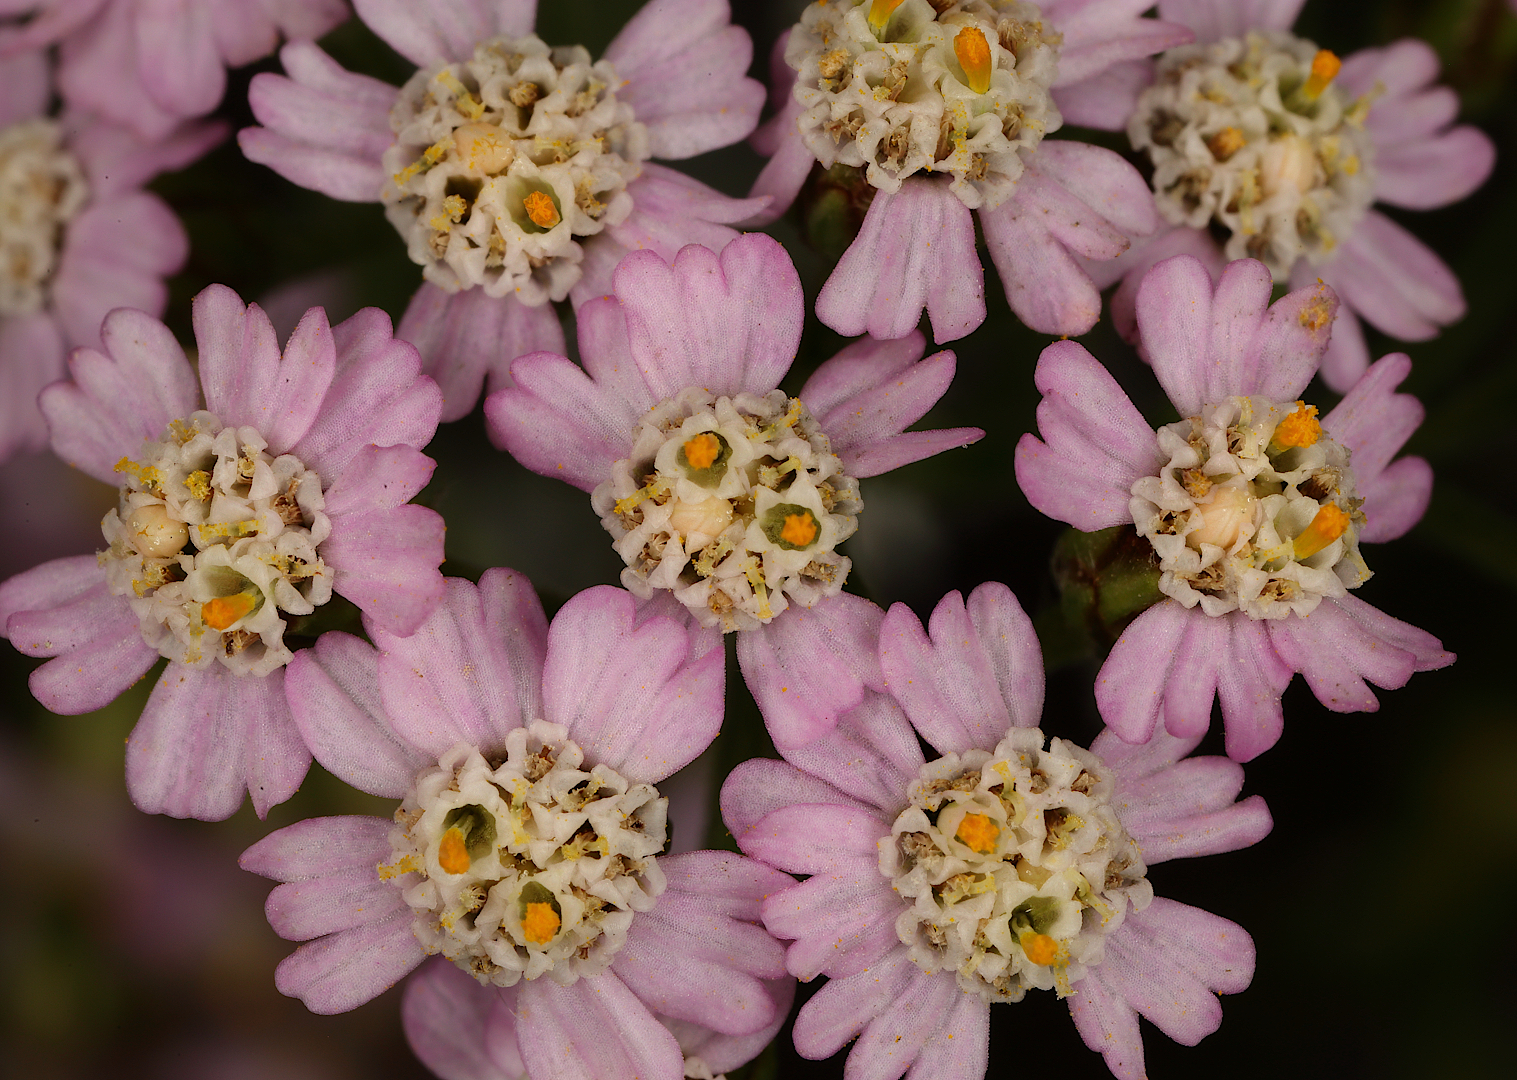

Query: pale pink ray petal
<box><xmin>1157</xmin><ymin>609</ymin><xmax>1225</xmax><ymax>740</ymax></box>
<box><xmin>1322</xmin><ymin>353</ymin><xmax>1424</xmax><ymax>485</ymax></box>
<box><xmin>1094</xmin><ymin>599</ymin><xmax>1189</xmax><ymax>746</ymax></box>
<box><xmin>664</xmin><ymin>980</ymin><xmax>795</xmax><ymax>1076</ymax></box>
<box><xmin>837</xmin><ymin>960</ymin><xmax>962</xmax><ymax>1080</ymax></box>
<box><xmin>515</xmin><ymin>972</ymin><xmax>684</xmax><ymax>1080</ymax></box>
<box><xmin>903</xmin><ymin>987</ymin><xmax>990</xmax><ymax>1080</ymax></box>
<box><xmin>1356</xmin><ymin>456</ymin><xmax>1432</xmax><ymax>544</ymax></box>
<box><xmin>352</xmin><ymin>0</ymin><xmax>531</xmax><ymax>68</ymax></box>
<box><xmin>5</xmin><ymin>575</ymin><xmax>156</xmax><ymax>713</ymax></box>
<box><xmin>1014</xmin><ymin>339</ymin><xmax>1161</xmax><ymax>530</ymax></box>
<box><xmin>246</xmin><ymin>41</ymin><xmax>395</xmax><ymax>165</ymax></box>
<box><xmin>816</xmin><ymin>178</ymin><xmax>985</xmax><ymax>344</ymax></box>
<box><xmin>265</xmin><ymin>862</ymin><xmax>408</xmax><ymax>942</ymax></box>
<box><xmin>1052</xmin><ymin>58</ymin><xmax>1154</xmax><ymax>131</ymax></box>
<box><xmin>540</xmin><ymin>585</ymin><xmax>723</xmax><ymax>784</ymax></box>
<box><xmin>720</xmin><ymin>758</ymin><xmax>873</xmax><ymax>845</ymax></box>
<box><xmin>741</xmin><ymin>803</ymin><xmax>887</xmax><ymax>877</ymax></box>
<box><xmin>736</xmin><ymin>592</ymin><xmax>886</xmax><ymax>749</ymax></box>
<box><xmin>1290</xmin><ymin>259</ymin><xmax>1370</xmax><ymax>393</ymax></box>
<box><xmin>275</xmin><ymin>909</ymin><xmax>426</xmax><ymax>1014</ymax></box>
<box><xmin>762</xmin><ymin>867</ymin><xmax>904</xmax><ymax>981</ymax></box>
<box><xmin>63</xmin><ymin>115</ymin><xmax>226</xmax><ymax>201</ymax></box>
<box><xmin>0</xmin><ymin>312</ymin><xmax>65</xmax><ymax>461</ymax></box>
<box><xmin>403</xmin><ymin>958</ymin><xmax>523</xmax><ymax>1080</ymax></box>
<box><xmin>56</xmin><ymin>1</ymin><xmax>180</xmax><ymax>141</ymax></box>
<box><xmin>1247</xmin><ymin>277</ymin><xmax>1336</xmax><ymax>404</ymax></box>
<box><xmin>322</xmin><ymin>503</ymin><xmax>447</xmax><ymax>638</ymax></box>
<box><xmin>286</xmin><ymin>634</ymin><xmax>430</xmax><ymax>799</ymax></box>
<box><xmin>1049</xmin><ymin>0</ymin><xmax>1194</xmax><ymax>86</ymax></box>
<box><xmin>238</xmin><ymin>126</ymin><xmax>388</xmax><ymax>202</ymax></box>
<box><xmin>790</xmin><ymin>947</ymin><xmax>917</xmax><ymax>1060</ymax></box>
<box><xmin>136</xmin><ymin>0</ymin><xmax>224</xmax><ymax>117</ymax></box>
<box><xmin>1155</xmin><ymin>0</ymin><xmax>1305</xmax><ymax>42</ymax></box>
<box><xmin>1213</xmin><ymin>616</ymin><xmax>1290</xmax><ymax>762</ymax></box>
<box><xmin>0</xmin><ymin>555</ymin><xmax>103</xmax><ymax>628</ymax></box>
<box><xmin>782</xmin><ymin>693</ymin><xmax>923</xmax><ymax>816</ymax></box>
<box><xmin>1329</xmin><ymin>211</ymin><xmax>1464</xmax><ymax>341</ymax></box>
<box><xmin>1374</xmin><ymin>128</ymin><xmax>1494</xmax><ymax>210</ymax></box>
<box><xmin>241</xmin><ymin>814</ymin><xmax>394</xmax><ymax>881</ymax></box>
<box><xmin>799</xmin><ymin>333</ymin><xmax>925</xmax><ymax>418</ymax></box>
<box><xmin>745</xmin><ymin>122</ymin><xmax>813</xmax><ymax>227</ymax></box>
<box><xmin>1067</xmin><ymin>966</ymin><xmax>1146</xmax><ymax>1079</ymax></box>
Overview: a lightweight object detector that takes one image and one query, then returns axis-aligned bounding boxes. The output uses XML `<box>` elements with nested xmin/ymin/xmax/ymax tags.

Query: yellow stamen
<box><xmin>1303</xmin><ymin>49</ymin><xmax>1341</xmax><ymax>100</ymax></box>
<box><xmin>683</xmin><ymin>432</ymin><xmax>721</xmax><ymax>470</ymax></box>
<box><xmin>1273</xmin><ymin>402</ymin><xmax>1321</xmax><ymax>449</ymax></box>
<box><xmin>868</xmin><ymin>0</ymin><xmax>905</xmax><ymax>31</ymax></box>
<box><xmin>954</xmin><ymin>813</ymin><xmax>1000</xmax><ymax>854</ymax></box>
<box><xmin>779</xmin><ymin>512</ymin><xmax>819</xmax><ymax>548</ymax></box>
<box><xmin>1293</xmin><ymin>503</ymin><xmax>1350</xmax><ymax>560</ymax></box>
<box><xmin>523</xmin><ymin>191</ymin><xmax>560</xmax><ymax>229</ymax></box>
<box><xmin>1020</xmin><ymin>932</ymin><xmax>1059</xmax><ymax>966</ymax></box>
<box><xmin>954</xmin><ymin>27</ymin><xmax>993</xmax><ymax>95</ymax></box>
<box><xmin>438</xmin><ymin>828</ymin><xmax>471</xmax><ymax>875</ymax></box>
<box><xmin>1206</xmin><ymin>126</ymin><xmax>1246</xmax><ymax>162</ymax></box>
<box><xmin>201</xmin><ymin>591</ymin><xmax>257</xmax><ymax>631</ymax></box>
<box><xmin>522</xmin><ymin>900</ymin><xmax>561</xmax><ymax>944</ymax></box>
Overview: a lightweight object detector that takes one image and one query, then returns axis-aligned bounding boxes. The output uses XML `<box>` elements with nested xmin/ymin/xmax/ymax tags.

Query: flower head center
<box><xmin>1130</xmin><ymin>395</ymin><xmax>1369</xmax><ymax>620</ymax></box>
<box><xmin>592</xmin><ymin>388</ymin><xmax>862</xmax><ymax>632</ymax></box>
<box><xmin>787</xmin><ymin>0</ymin><xmax>1063</xmax><ymax>210</ymax></box>
<box><xmin>0</xmin><ymin>119</ymin><xmax>89</xmax><ymax>317</ymax></box>
<box><xmin>883</xmin><ymin>728</ymin><xmax>1151</xmax><ymax>1003</ymax></box>
<box><xmin>1130</xmin><ymin>31</ymin><xmax>1376</xmax><ymax>278</ymax></box>
<box><xmin>381</xmin><ymin>724</ymin><xmax>668</xmax><ymax>988</ymax></box>
<box><xmin>381</xmin><ymin>34</ymin><xmax>649</xmax><ymax>306</ymax></box>
<box><xmin>99</xmin><ymin>412</ymin><xmax>332</xmax><ymax>676</ymax></box>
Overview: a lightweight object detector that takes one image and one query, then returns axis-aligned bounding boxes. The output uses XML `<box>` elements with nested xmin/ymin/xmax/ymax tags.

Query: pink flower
<box><xmin>0</xmin><ymin>48</ymin><xmax>221</xmax><ymax>463</ymax></box>
<box><xmin>723</xmin><ymin>582</ymin><xmax>1270</xmax><ymax>1080</ymax></box>
<box><xmin>747</xmin><ymin>0</ymin><xmax>1194</xmax><ymax>343</ymax></box>
<box><xmin>1016</xmin><ymin>254</ymin><xmax>1453</xmax><ymax>761</ymax></box>
<box><xmin>0</xmin><ymin>0</ymin><xmax>349</xmax><ymax>140</ymax></box>
<box><xmin>0</xmin><ymin>284</ymin><xmax>446</xmax><ymax>819</ymax></box>
<box><xmin>485</xmin><ymin>232</ymin><xmax>983</xmax><ymax>638</ymax></box>
<box><xmin>239</xmin><ymin>0</ymin><xmax>769</xmax><ymax>421</ymax></box>
<box><xmin>1099</xmin><ymin>0</ymin><xmax>1496</xmax><ymax>390</ymax></box>
<box><xmin>242</xmin><ymin>572</ymin><xmax>793</xmax><ymax>1080</ymax></box>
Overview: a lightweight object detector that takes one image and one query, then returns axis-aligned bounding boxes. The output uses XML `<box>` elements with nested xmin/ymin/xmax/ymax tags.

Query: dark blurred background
<box><xmin>2</xmin><ymin>1</ymin><xmax>1514</xmax><ymax>1077</ymax></box>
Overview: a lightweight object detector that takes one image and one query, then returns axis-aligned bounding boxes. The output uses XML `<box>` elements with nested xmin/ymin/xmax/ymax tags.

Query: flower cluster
<box><xmin>0</xmin><ymin>0</ymin><xmax>1488</xmax><ymax>1078</ymax></box>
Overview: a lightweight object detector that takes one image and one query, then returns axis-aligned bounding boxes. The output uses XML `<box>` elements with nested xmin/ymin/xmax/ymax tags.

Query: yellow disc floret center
<box><xmin>523</xmin><ymin>190</ymin><xmax>560</xmax><ymax>229</ymax></box>
<box><xmin>954</xmin><ymin>813</ymin><xmax>1000</xmax><ymax>854</ymax></box>
<box><xmin>954</xmin><ymin>27</ymin><xmax>993</xmax><ymax>95</ymax></box>
<box><xmin>522</xmin><ymin>900</ymin><xmax>561</xmax><ymax>945</ymax></box>
<box><xmin>1273</xmin><ymin>401</ymin><xmax>1322</xmax><ymax>449</ymax></box>
<box><xmin>683</xmin><ymin>432</ymin><xmax>721</xmax><ymax>470</ymax></box>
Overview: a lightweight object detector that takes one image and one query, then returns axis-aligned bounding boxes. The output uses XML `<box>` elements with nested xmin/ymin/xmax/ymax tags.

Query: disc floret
<box><xmin>98</xmin><ymin>411</ymin><xmax>332</xmax><ymax>674</ymax></box>
<box><xmin>0</xmin><ymin>119</ymin><xmax>89</xmax><ymax>317</ymax></box>
<box><xmin>787</xmin><ymin>0</ymin><xmax>1063</xmax><ymax>210</ymax></box>
<box><xmin>883</xmin><ymin>728</ymin><xmax>1151</xmax><ymax>1003</ymax></box>
<box><xmin>380</xmin><ymin>722</ymin><xmax>668</xmax><ymax>988</ymax></box>
<box><xmin>1130</xmin><ymin>31</ymin><xmax>1376</xmax><ymax>278</ymax></box>
<box><xmin>592</xmin><ymin>388</ymin><xmax>862</xmax><ymax>632</ymax></box>
<box><xmin>1131</xmin><ymin>396</ymin><xmax>1369</xmax><ymax>619</ymax></box>
<box><xmin>381</xmin><ymin>34</ymin><xmax>650</xmax><ymax>304</ymax></box>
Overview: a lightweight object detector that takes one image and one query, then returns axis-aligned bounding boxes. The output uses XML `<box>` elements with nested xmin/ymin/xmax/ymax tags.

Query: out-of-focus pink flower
<box><xmin>0</xmin><ymin>49</ymin><xmax>221</xmax><ymax>463</ymax></box>
<box><xmin>1016</xmin><ymin>254</ymin><xmax>1453</xmax><ymax>761</ymax></box>
<box><xmin>747</xmin><ymin>0</ymin><xmax>1194</xmax><ymax>344</ymax></box>
<box><xmin>485</xmin><ymin>232</ymin><xmax>983</xmax><ymax>639</ymax></box>
<box><xmin>242</xmin><ymin>571</ymin><xmax>793</xmax><ymax>1080</ymax></box>
<box><xmin>0</xmin><ymin>0</ymin><xmax>348</xmax><ymax>140</ymax></box>
<box><xmin>240</xmin><ymin>0</ymin><xmax>770</xmax><ymax>421</ymax></box>
<box><xmin>724</xmin><ymin>582</ymin><xmax>1270</xmax><ymax>1080</ymax></box>
<box><xmin>1097</xmin><ymin>0</ymin><xmax>1496</xmax><ymax>390</ymax></box>
<box><xmin>0</xmin><ymin>284</ymin><xmax>446</xmax><ymax>819</ymax></box>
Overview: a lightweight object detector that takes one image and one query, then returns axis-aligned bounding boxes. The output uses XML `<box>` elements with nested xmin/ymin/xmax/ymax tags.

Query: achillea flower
<box><xmin>747</xmin><ymin>0</ymin><xmax>1194</xmax><ymax>343</ymax></box>
<box><xmin>1101</xmin><ymin>0</ymin><xmax>1496</xmax><ymax>390</ymax></box>
<box><xmin>0</xmin><ymin>0</ymin><xmax>349</xmax><ymax>140</ymax></box>
<box><xmin>1016</xmin><ymin>254</ymin><xmax>1453</xmax><ymax>761</ymax></box>
<box><xmin>486</xmin><ymin>232</ymin><xmax>983</xmax><ymax>637</ymax></box>
<box><xmin>0</xmin><ymin>48</ymin><xmax>221</xmax><ymax>462</ymax></box>
<box><xmin>0</xmin><ymin>284</ymin><xmax>446</xmax><ymax>819</ymax></box>
<box><xmin>723</xmin><ymin>582</ymin><xmax>1270</xmax><ymax>1079</ymax></box>
<box><xmin>242</xmin><ymin>572</ymin><xmax>792</xmax><ymax>1080</ymax></box>
<box><xmin>240</xmin><ymin>0</ymin><xmax>769</xmax><ymax>420</ymax></box>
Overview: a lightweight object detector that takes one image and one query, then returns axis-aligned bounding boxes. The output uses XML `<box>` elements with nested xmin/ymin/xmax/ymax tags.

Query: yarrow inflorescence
<box><xmin>1131</xmin><ymin>31</ymin><xmax>1375</xmax><ymax>278</ymax></box>
<box><xmin>595</xmin><ymin>388</ymin><xmax>861</xmax><ymax>631</ymax></box>
<box><xmin>788</xmin><ymin>0</ymin><xmax>1063</xmax><ymax>209</ymax></box>
<box><xmin>382</xmin><ymin>34</ymin><xmax>649</xmax><ymax>304</ymax></box>
<box><xmin>0</xmin><ymin>118</ymin><xmax>87</xmax><ymax>316</ymax></box>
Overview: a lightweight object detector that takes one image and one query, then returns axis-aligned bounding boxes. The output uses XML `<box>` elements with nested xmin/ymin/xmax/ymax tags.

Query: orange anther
<box><xmin>523</xmin><ymin>190</ymin><xmax>560</xmax><ymax>229</ymax></box>
<box><xmin>522</xmin><ymin>900</ymin><xmax>561</xmax><ymax>944</ymax></box>
<box><xmin>1304</xmin><ymin>50</ymin><xmax>1341</xmax><ymax>99</ymax></box>
<box><xmin>1293</xmin><ymin>503</ymin><xmax>1350</xmax><ymax>560</ymax></box>
<box><xmin>201</xmin><ymin>591</ymin><xmax>257</xmax><ymax>631</ymax></box>
<box><xmin>1020</xmin><ymin>932</ymin><xmax>1059</xmax><ymax>966</ymax></box>
<box><xmin>438</xmin><ymin>828</ymin><xmax>471</xmax><ymax>875</ymax></box>
<box><xmin>779</xmin><ymin>512</ymin><xmax>819</xmax><ymax>548</ymax></box>
<box><xmin>955</xmin><ymin>813</ymin><xmax>1000</xmax><ymax>854</ymax></box>
<box><xmin>1272</xmin><ymin>402</ymin><xmax>1321</xmax><ymax>449</ymax></box>
<box><xmin>954</xmin><ymin>27</ymin><xmax>993</xmax><ymax>95</ymax></box>
<box><xmin>683</xmin><ymin>432</ymin><xmax>721</xmax><ymax>470</ymax></box>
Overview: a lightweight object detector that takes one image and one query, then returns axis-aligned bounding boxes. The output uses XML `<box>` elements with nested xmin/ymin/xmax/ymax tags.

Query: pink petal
<box><xmin>403</xmin><ymin>958</ymin><xmax>524</xmax><ymax>1080</ymax></box>
<box><xmin>286</xmin><ymin>634</ymin><xmax>431</xmax><ymax>799</ymax></box>
<box><xmin>1068</xmin><ymin>967</ymin><xmax>1146</xmax><ymax>1079</ymax></box>
<box><xmin>762</xmin><ymin>867</ymin><xmax>903</xmax><ymax>981</ymax></box>
<box><xmin>127</xmin><ymin>664</ymin><xmax>310</xmax><ymax>820</ymax></box>
<box><xmin>1268</xmin><ymin>594</ymin><xmax>1453</xmax><ymax>714</ymax></box>
<box><xmin>1154</xmin><ymin>0</ymin><xmax>1305</xmax><ymax>42</ymax></box>
<box><xmin>247</xmin><ymin>43</ymin><xmax>395</xmax><ymax>165</ymax></box>
<box><xmin>0</xmin><ymin>0</ymin><xmax>105</xmax><ymax>61</ymax></box>
<box><xmin>274</xmin><ymin>908</ymin><xmax>425</xmax><ymax>1014</ymax></box>
<box><xmin>1101</xmin><ymin>225</ymin><xmax>1225</xmax><ymax>348</ymax></box>
<box><xmin>352</xmin><ymin>0</ymin><xmax>531</xmax><ymax>68</ymax></box>
<box><xmin>7</xmin><ymin>575</ymin><xmax>157</xmax><ymax>715</ymax></box>
<box><xmin>0</xmin><ymin>311</ymin><xmax>64</xmax><ymax>462</ymax></box>
<box><xmin>540</xmin><ymin>585</ymin><xmax>723</xmax><ymax>784</ymax></box>
<box><xmin>56</xmin><ymin>1</ymin><xmax>180</xmax><ymax>141</ymax></box>
<box><xmin>817</xmin><ymin>178</ymin><xmax>985</xmax><ymax>343</ymax></box>
<box><xmin>1375</xmin><ymin>127</ymin><xmax>1494</xmax><ymax>209</ymax></box>
<box><xmin>0</xmin><ymin>554</ymin><xmax>103</xmax><ymax>628</ymax></box>
<box><xmin>846</xmin><ymin>961</ymin><xmax>968</xmax><ymax>1080</ymax></box>
<box><xmin>51</xmin><ymin>192</ymin><xmax>188</xmax><ymax>349</ymax></box>
<box><xmin>736</xmin><ymin>592</ymin><xmax>886</xmax><ymax>749</ymax></box>
<box><xmin>0</xmin><ymin>48</ymin><xmax>48</xmax><ymax>127</ymax></box>
<box><xmin>516</xmin><ymin>972</ymin><xmax>684</xmax><ymax>1080</ymax></box>
<box><xmin>745</xmin><ymin>120</ymin><xmax>813</xmax><ymax>227</ymax></box>
<box><xmin>241</xmin><ymin>814</ymin><xmax>394</xmax><ymax>881</ymax></box>
<box><xmin>324</xmin><ymin>503</ymin><xmax>447</xmax><ymax>638</ymax></box>
<box><xmin>664</xmin><ymin>979</ymin><xmax>794</xmax><ymax>1075</ymax></box>
<box><xmin>1336</xmin><ymin>38</ymin><xmax>1441</xmax><ymax>101</ymax></box>
<box><xmin>194</xmin><ymin>286</ymin><xmax>336</xmax><ymax>453</ymax></box>
<box><xmin>1357</xmin><ymin>455</ymin><xmax>1432</xmax><ymax>544</ymax></box>
<box><xmin>68</xmin><ymin>116</ymin><xmax>226</xmax><ymax>202</ymax></box>
<box><xmin>265</xmin><ymin>859</ymin><xmax>409</xmax><ymax>942</ymax></box>
<box><xmin>741</xmin><ymin>803</ymin><xmax>887</xmax><ymax>877</ymax></box>
<box><xmin>1114</xmin><ymin>754</ymin><xmax>1272</xmax><ymax>862</ymax></box>
<box><xmin>40</xmin><ymin>306</ymin><xmax>200</xmax><ymax>483</ymax></box>
<box><xmin>782</xmin><ymin>693</ymin><xmax>922</xmax><ymax>816</ymax></box>
<box><xmin>1052</xmin><ymin>59</ymin><xmax>1155</xmax><ymax>131</ymax></box>
<box><xmin>617</xmin><ymin>234</ymin><xmax>803</xmax><ymax>401</ymax></box>
<box><xmin>604</xmin><ymin>0</ymin><xmax>764</xmax><ymax>160</ymax></box>
<box><xmin>1322</xmin><ymin>353</ymin><xmax>1424</xmax><ymax>485</ymax></box>
<box><xmin>879</xmin><ymin>583</ymin><xmax>1042</xmax><ymax>755</ymax></box>
<box><xmin>1014</xmin><ymin>339</ymin><xmax>1160</xmax><ymax>529</ymax></box>
<box><xmin>377</xmin><ymin>572</ymin><xmax>542</xmax><ymax>759</ymax></box>
<box><xmin>798</xmin><ymin>333</ymin><xmax>925</xmax><ymax>417</ymax></box>
<box><xmin>1022</xmin><ymin>136</ymin><xmax>1160</xmax><ymax>242</ymax></box>
<box><xmin>1292</xmin><ymin>259</ymin><xmax>1371</xmax><ymax>393</ymax></box>
<box><xmin>904</xmin><ymin>984</ymin><xmax>989</xmax><ymax>1080</ymax></box>
<box><xmin>238</xmin><ymin>126</ymin><xmax>387</xmax><ymax>202</ymax></box>
<box><xmin>790</xmin><ymin>947</ymin><xmax>917</xmax><ymax>1059</ymax></box>
<box><xmin>1095</xmin><ymin>599</ymin><xmax>1189</xmax><ymax>747</ymax></box>
<box><xmin>1329</xmin><ymin>211</ymin><xmax>1464</xmax><ymax>340</ymax></box>
<box><xmin>136</xmin><ymin>0</ymin><xmax>224</xmax><ymax>117</ymax></box>
<box><xmin>397</xmin><ymin>283</ymin><xmax>564</xmax><ymax>423</ymax></box>
<box><xmin>1051</xmin><ymin>0</ymin><xmax>1195</xmax><ymax>85</ymax></box>
<box><xmin>296</xmin><ymin>306</ymin><xmax>444</xmax><ymax>478</ymax></box>
<box><xmin>322</xmin><ymin>442</ymin><xmax>437</xmax><ymax>518</ymax></box>
<box><xmin>720</xmin><ymin>758</ymin><xmax>872</xmax><ymax>846</ymax></box>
